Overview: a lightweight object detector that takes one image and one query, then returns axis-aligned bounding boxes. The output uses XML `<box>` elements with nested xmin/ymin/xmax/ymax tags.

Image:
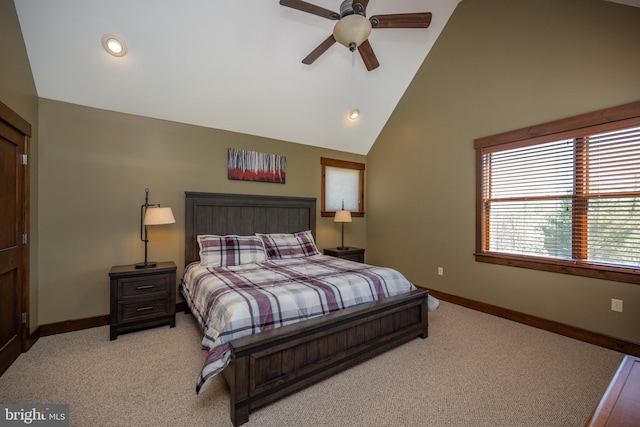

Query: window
<box><xmin>475</xmin><ymin>101</ymin><xmax>640</xmax><ymax>285</ymax></box>
<box><xmin>321</xmin><ymin>157</ymin><xmax>365</xmax><ymax>217</ymax></box>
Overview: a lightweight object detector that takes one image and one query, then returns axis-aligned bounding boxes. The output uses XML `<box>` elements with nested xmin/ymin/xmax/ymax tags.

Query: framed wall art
<box><xmin>228</xmin><ymin>148</ymin><xmax>286</xmax><ymax>184</ymax></box>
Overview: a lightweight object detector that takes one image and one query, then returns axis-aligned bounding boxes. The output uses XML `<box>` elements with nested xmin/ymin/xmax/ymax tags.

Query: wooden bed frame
<box><xmin>184</xmin><ymin>192</ymin><xmax>429</xmax><ymax>426</ymax></box>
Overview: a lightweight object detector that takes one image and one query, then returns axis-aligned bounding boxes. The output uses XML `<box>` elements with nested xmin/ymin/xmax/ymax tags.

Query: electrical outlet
<box><xmin>437</xmin><ymin>267</ymin><xmax>444</xmax><ymax>276</ymax></box>
<box><xmin>611</xmin><ymin>298</ymin><xmax>623</xmax><ymax>313</ymax></box>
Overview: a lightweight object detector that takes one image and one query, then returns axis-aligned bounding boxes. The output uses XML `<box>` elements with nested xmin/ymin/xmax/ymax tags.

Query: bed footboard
<box><xmin>223</xmin><ymin>289</ymin><xmax>429</xmax><ymax>426</ymax></box>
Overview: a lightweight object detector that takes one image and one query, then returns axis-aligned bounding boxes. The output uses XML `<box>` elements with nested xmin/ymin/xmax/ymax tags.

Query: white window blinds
<box><xmin>321</xmin><ymin>157</ymin><xmax>365</xmax><ymax>217</ymax></box>
<box><xmin>584</xmin><ymin>126</ymin><xmax>640</xmax><ymax>267</ymax></box>
<box><xmin>325</xmin><ymin>166</ymin><xmax>360</xmax><ymax>212</ymax></box>
<box><xmin>480</xmin><ymin>125</ymin><xmax>640</xmax><ymax>269</ymax></box>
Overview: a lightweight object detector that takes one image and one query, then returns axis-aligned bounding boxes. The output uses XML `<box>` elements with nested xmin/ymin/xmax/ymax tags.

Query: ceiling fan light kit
<box><xmin>333</xmin><ymin>14</ymin><xmax>371</xmax><ymax>51</ymax></box>
<box><xmin>280</xmin><ymin>0</ymin><xmax>432</xmax><ymax>71</ymax></box>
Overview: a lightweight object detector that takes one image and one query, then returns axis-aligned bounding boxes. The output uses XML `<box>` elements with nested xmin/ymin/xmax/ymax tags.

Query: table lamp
<box><xmin>136</xmin><ymin>188</ymin><xmax>175</xmax><ymax>268</ymax></box>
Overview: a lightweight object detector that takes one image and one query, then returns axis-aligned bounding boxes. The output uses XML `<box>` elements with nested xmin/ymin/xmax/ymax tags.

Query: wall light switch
<box><xmin>437</xmin><ymin>267</ymin><xmax>444</xmax><ymax>276</ymax></box>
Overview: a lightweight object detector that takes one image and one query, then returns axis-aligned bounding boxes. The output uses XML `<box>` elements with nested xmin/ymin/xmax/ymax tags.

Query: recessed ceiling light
<box><xmin>101</xmin><ymin>34</ymin><xmax>127</xmax><ymax>57</ymax></box>
<box><xmin>349</xmin><ymin>109</ymin><xmax>360</xmax><ymax>120</ymax></box>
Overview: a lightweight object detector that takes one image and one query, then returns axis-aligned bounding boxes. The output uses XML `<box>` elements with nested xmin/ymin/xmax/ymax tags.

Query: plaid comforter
<box><xmin>180</xmin><ymin>254</ymin><xmax>416</xmax><ymax>392</ymax></box>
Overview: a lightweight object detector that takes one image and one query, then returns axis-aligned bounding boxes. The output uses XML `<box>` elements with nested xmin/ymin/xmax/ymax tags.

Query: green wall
<box><xmin>37</xmin><ymin>100</ymin><xmax>366</xmax><ymax>324</ymax></box>
<box><xmin>0</xmin><ymin>0</ymin><xmax>39</xmax><ymax>332</ymax></box>
<box><xmin>367</xmin><ymin>0</ymin><xmax>640</xmax><ymax>343</ymax></box>
<box><xmin>4</xmin><ymin>0</ymin><xmax>640</xmax><ymax>345</ymax></box>
<box><xmin>4</xmin><ymin>0</ymin><xmax>367</xmax><ymax>327</ymax></box>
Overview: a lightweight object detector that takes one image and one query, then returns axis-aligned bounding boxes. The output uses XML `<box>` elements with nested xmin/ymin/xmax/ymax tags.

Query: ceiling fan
<box><xmin>279</xmin><ymin>0</ymin><xmax>432</xmax><ymax>71</ymax></box>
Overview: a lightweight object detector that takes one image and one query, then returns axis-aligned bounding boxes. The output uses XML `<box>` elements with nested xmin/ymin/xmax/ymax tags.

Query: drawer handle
<box><xmin>136</xmin><ymin>306</ymin><xmax>154</xmax><ymax>312</ymax></box>
<box><xmin>136</xmin><ymin>285</ymin><xmax>154</xmax><ymax>290</ymax></box>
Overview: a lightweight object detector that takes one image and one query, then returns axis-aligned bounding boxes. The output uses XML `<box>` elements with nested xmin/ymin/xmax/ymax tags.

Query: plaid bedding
<box><xmin>180</xmin><ymin>254</ymin><xmax>416</xmax><ymax>392</ymax></box>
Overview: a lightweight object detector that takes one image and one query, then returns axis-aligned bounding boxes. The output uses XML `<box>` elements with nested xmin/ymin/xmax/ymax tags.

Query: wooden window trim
<box><xmin>320</xmin><ymin>157</ymin><xmax>365</xmax><ymax>218</ymax></box>
<box><xmin>474</xmin><ymin>101</ymin><xmax>640</xmax><ymax>285</ymax></box>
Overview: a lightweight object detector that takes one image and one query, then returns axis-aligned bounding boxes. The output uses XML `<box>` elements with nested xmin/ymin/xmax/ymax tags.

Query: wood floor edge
<box><xmin>427</xmin><ymin>289</ymin><xmax>640</xmax><ymax>358</ymax></box>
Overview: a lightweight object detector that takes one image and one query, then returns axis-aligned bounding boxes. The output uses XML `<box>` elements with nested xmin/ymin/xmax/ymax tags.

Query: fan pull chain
<box><xmin>352</xmin><ymin>50</ymin><xmax>355</xmax><ymax>68</ymax></box>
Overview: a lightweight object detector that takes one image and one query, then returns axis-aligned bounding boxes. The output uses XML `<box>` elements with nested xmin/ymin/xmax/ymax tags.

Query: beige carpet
<box><xmin>0</xmin><ymin>301</ymin><xmax>623</xmax><ymax>427</ymax></box>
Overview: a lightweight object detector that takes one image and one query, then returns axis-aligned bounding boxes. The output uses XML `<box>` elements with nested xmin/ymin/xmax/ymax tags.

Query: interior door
<box><xmin>0</xmin><ymin>101</ymin><xmax>30</xmax><ymax>377</ymax></box>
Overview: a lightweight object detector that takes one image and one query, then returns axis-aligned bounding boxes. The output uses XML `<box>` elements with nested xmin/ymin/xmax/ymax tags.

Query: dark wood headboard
<box><xmin>184</xmin><ymin>192</ymin><xmax>317</xmax><ymax>265</ymax></box>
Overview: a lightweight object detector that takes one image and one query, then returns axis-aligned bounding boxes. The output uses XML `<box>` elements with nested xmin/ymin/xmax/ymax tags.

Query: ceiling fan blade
<box><xmin>279</xmin><ymin>0</ymin><xmax>340</xmax><ymax>20</ymax></box>
<box><xmin>358</xmin><ymin>39</ymin><xmax>379</xmax><ymax>71</ymax></box>
<box><xmin>302</xmin><ymin>34</ymin><xmax>337</xmax><ymax>65</ymax></box>
<box><xmin>352</xmin><ymin>0</ymin><xmax>370</xmax><ymax>14</ymax></box>
<box><xmin>370</xmin><ymin>12</ymin><xmax>432</xmax><ymax>29</ymax></box>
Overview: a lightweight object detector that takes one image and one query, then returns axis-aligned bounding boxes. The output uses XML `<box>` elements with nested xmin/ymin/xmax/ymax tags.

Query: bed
<box><xmin>182</xmin><ymin>192</ymin><xmax>430</xmax><ymax>426</ymax></box>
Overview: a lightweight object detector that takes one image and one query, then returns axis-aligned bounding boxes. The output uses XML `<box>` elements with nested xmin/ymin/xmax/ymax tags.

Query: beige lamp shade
<box><xmin>333</xmin><ymin>14</ymin><xmax>372</xmax><ymax>51</ymax></box>
<box><xmin>334</xmin><ymin>209</ymin><xmax>352</xmax><ymax>223</ymax></box>
<box><xmin>144</xmin><ymin>207</ymin><xmax>175</xmax><ymax>226</ymax></box>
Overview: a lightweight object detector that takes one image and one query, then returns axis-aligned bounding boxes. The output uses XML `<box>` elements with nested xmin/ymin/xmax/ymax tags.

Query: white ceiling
<box><xmin>15</xmin><ymin>0</ymin><xmax>461</xmax><ymax>155</ymax></box>
<box><xmin>14</xmin><ymin>1</ymin><xmax>639</xmax><ymax>155</ymax></box>
<box><xmin>609</xmin><ymin>0</ymin><xmax>640</xmax><ymax>7</ymax></box>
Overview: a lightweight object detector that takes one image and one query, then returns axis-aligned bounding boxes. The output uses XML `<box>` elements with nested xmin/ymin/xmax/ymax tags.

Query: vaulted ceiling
<box><xmin>15</xmin><ymin>0</ymin><xmax>460</xmax><ymax>155</ymax></box>
<box><xmin>14</xmin><ymin>0</ymin><xmax>639</xmax><ymax>155</ymax></box>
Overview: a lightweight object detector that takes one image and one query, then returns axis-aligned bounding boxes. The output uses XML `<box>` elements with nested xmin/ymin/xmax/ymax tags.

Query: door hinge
<box><xmin>22</xmin><ymin>234</ymin><xmax>27</xmax><ymax>245</ymax></box>
<box><xmin>21</xmin><ymin>154</ymin><xmax>28</xmax><ymax>165</ymax></box>
<box><xmin>22</xmin><ymin>312</ymin><xmax>27</xmax><ymax>324</ymax></box>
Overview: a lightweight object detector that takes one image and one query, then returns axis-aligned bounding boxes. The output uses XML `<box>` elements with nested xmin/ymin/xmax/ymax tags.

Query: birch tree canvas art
<box><xmin>228</xmin><ymin>148</ymin><xmax>286</xmax><ymax>184</ymax></box>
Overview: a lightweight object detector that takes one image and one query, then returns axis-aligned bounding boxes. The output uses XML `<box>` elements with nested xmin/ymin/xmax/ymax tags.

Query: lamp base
<box><xmin>336</xmin><ymin>246</ymin><xmax>350</xmax><ymax>250</ymax></box>
<box><xmin>135</xmin><ymin>261</ymin><xmax>157</xmax><ymax>269</ymax></box>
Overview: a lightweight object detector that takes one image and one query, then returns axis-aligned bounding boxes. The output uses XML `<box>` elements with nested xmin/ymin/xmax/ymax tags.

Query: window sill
<box><xmin>474</xmin><ymin>252</ymin><xmax>640</xmax><ymax>285</ymax></box>
<box><xmin>321</xmin><ymin>211</ymin><xmax>364</xmax><ymax>218</ymax></box>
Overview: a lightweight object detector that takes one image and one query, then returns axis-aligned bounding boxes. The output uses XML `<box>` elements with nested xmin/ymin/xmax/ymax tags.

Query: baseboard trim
<box><xmin>428</xmin><ymin>289</ymin><xmax>640</xmax><ymax>358</ymax></box>
<box><xmin>39</xmin><ymin>315</ymin><xmax>110</xmax><ymax>337</ymax></box>
<box><xmin>176</xmin><ymin>301</ymin><xmax>186</xmax><ymax>313</ymax></box>
<box><xmin>26</xmin><ymin>327</ymin><xmax>40</xmax><ymax>351</ymax></box>
<box><xmin>29</xmin><ymin>296</ymin><xmax>639</xmax><ymax>358</ymax></box>
<box><xmin>34</xmin><ymin>302</ymin><xmax>188</xmax><ymax>338</ymax></box>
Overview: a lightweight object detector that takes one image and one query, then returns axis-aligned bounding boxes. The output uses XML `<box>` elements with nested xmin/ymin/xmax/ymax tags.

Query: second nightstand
<box><xmin>109</xmin><ymin>261</ymin><xmax>176</xmax><ymax>340</ymax></box>
<box><xmin>324</xmin><ymin>247</ymin><xmax>365</xmax><ymax>263</ymax></box>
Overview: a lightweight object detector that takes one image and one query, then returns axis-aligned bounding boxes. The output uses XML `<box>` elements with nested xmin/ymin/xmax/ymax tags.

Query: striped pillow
<box><xmin>256</xmin><ymin>230</ymin><xmax>320</xmax><ymax>259</ymax></box>
<box><xmin>197</xmin><ymin>235</ymin><xmax>267</xmax><ymax>268</ymax></box>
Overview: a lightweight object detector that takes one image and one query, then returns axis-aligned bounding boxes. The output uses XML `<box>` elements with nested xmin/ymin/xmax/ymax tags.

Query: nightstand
<box><xmin>109</xmin><ymin>261</ymin><xmax>176</xmax><ymax>340</ymax></box>
<box><xmin>324</xmin><ymin>247</ymin><xmax>365</xmax><ymax>263</ymax></box>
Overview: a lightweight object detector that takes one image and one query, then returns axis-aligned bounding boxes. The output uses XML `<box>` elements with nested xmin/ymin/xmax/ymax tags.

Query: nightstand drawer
<box><xmin>340</xmin><ymin>253</ymin><xmax>364</xmax><ymax>263</ymax></box>
<box><xmin>118</xmin><ymin>275</ymin><xmax>170</xmax><ymax>299</ymax></box>
<box><xmin>324</xmin><ymin>247</ymin><xmax>365</xmax><ymax>263</ymax></box>
<box><xmin>119</xmin><ymin>298</ymin><xmax>171</xmax><ymax>323</ymax></box>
